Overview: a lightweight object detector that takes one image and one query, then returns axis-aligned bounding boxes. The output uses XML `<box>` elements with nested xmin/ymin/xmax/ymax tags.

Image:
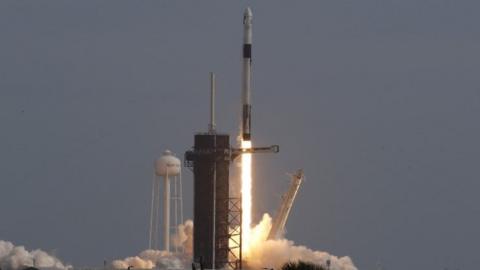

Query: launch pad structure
<box><xmin>185</xmin><ymin>133</ymin><xmax>243</xmax><ymax>270</ymax></box>
<box><xmin>185</xmin><ymin>8</ymin><xmax>279</xmax><ymax>270</ymax></box>
<box><xmin>185</xmin><ymin>72</ymin><xmax>278</xmax><ymax>270</ymax></box>
<box><xmin>184</xmin><ymin>73</ymin><xmax>242</xmax><ymax>269</ymax></box>
<box><xmin>184</xmin><ymin>73</ymin><xmax>243</xmax><ymax>270</ymax></box>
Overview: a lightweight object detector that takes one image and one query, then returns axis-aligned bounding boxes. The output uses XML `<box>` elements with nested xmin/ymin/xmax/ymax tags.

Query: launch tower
<box><xmin>185</xmin><ymin>74</ymin><xmax>242</xmax><ymax>270</ymax></box>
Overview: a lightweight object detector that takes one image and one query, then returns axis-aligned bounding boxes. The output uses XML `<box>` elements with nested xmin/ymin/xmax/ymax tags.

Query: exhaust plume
<box><xmin>0</xmin><ymin>240</ymin><xmax>71</xmax><ymax>270</ymax></box>
<box><xmin>244</xmin><ymin>214</ymin><xmax>358</xmax><ymax>270</ymax></box>
<box><xmin>241</xmin><ymin>140</ymin><xmax>253</xmax><ymax>252</ymax></box>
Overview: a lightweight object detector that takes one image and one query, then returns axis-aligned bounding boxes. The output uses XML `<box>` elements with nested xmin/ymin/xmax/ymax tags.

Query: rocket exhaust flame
<box><xmin>241</xmin><ymin>140</ymin><xmax>253</xmax><ymax>253</ymax></box>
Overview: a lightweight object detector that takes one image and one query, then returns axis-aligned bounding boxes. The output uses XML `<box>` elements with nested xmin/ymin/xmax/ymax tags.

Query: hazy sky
<box><xmin>1</xmin><ymin>1</ymin><xmax>480</xmax><ymax>269</ymax></box>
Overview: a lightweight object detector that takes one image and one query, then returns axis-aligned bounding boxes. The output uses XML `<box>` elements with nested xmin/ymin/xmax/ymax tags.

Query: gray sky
<box><xmin>1</xmin><ymin>1</ymin><xmax>480</xmax><ymax>269</ymax></box>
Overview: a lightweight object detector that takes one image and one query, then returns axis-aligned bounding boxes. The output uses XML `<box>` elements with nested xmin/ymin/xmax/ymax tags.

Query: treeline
<box><xmin>281</xmin><ymin>261</ymin><xmax>327</xmax><ymax>270</ymax></box>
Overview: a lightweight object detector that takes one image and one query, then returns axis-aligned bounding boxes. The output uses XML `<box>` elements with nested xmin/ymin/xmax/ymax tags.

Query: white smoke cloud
<box><xmin>0</xmin><ymin>218</ymin><xmax>355</xmax><ymax>270</ymax></box>
<box><xmin>0</xmin><ymin>240</ymin><xmax>71</xmax><ymax>270</ymax></box>
<box><xmin>244</xmin><ymin>214</ymin><xmax>358</xmax><ymax>270</ymax></box>
<box><xmin>171</xmin><ymin>219</ymin><xmax>193</xmax><ymax>257</ymax></box>
<box><xmin>112</xmin><ymin>215</ymin><xmax>357</xmax><ymax>270</ymax></box>
<box><xmin>111</xmin><ymin>250</ymin><xmax>184</xmax><ymax>270</ymax></box>
<box><xmin>112</xmin><ymin>220</ymin><xmax>193</xmax><ymax>269</ymax></box>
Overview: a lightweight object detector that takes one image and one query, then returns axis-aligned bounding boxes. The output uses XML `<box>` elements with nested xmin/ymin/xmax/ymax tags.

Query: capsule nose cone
<box><xmin>244</xmin><ymin>7</ymin><xmax>252</xmax><ymax>17</ymax></box>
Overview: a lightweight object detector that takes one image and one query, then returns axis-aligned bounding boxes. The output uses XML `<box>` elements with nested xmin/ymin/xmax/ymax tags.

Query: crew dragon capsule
<box><xmin>242</xmin><ymin>7</ymin><xmax>253</xmax><ymax>141</ymax></box>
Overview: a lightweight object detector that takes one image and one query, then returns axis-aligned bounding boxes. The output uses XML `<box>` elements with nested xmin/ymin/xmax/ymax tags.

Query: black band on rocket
<box><xmin>242</xmin><ymin>104</ymin><xmax>252</xmax><ymax>140</ymax></box>
<box><xmin>243</xmin><ymin>44</ymin><xmax>252</xmax><ymax>58</ymax></box>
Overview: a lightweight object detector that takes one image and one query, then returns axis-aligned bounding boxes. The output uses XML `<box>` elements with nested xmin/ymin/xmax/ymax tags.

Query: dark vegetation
<box><xmin>281</xmin><ymin>261</ymin><xmax>327</xmax><ymax>270</ymax></box>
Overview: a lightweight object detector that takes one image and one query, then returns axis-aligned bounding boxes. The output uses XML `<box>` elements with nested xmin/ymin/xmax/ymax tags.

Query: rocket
<box><xmin>242</xmin><ymin>7</ymin><xmax>253</xmax><ymax>141</ymax></box>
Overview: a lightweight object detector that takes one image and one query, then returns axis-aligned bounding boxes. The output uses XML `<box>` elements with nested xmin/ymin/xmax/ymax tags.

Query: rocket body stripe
<box><xmin>242</xmin><ymin>104</ymin><xmax>251</xmax><ymax>141</ymax></box>
<box><xmin>243</xmin><ymin>44</ymin><xmax>252</xmax><ymax>58</ymax></box>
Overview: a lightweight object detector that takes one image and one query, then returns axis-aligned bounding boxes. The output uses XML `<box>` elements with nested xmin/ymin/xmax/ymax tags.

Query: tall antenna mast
<box><xmin>209</xmin><ymin>72</ymin><xmax>216</xmax><ymax>133</ymax></box>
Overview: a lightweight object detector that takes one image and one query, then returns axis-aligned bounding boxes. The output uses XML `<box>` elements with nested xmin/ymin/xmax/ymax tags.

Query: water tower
<box><xmin>149</xmin><ymin>150</ymin><xmax>183</xmax><ymax>252</ymax></box>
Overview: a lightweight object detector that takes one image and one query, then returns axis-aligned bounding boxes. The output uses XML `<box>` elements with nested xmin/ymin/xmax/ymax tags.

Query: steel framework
<box><xmin>217</xmin><ymin>197</ymin><xmax>242</xmax><ymax>270</ymax></box>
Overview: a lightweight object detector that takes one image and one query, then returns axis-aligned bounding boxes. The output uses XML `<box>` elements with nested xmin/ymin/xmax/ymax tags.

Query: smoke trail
<box><xmin>0</xmin><ymin>240</ymin><xmax>71</xmax><ymax>270</ymax></box>
<box><xmin>245</xmin><ymin>214</ymin><xmax>358</xmax><ymax>270</ymax></box>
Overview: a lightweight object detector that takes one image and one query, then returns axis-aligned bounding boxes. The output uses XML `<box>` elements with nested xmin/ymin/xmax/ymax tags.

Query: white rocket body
<box><xmin>242</xmin><ymin>7</ymin><xmax>253</xmax><ymax>141</ymax></box>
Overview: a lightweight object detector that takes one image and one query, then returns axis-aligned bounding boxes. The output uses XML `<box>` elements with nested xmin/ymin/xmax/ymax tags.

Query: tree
<box><xmin>281</xmin><ymin>261</ymin><xmax>326</xmax><ymax>270</ymax></box>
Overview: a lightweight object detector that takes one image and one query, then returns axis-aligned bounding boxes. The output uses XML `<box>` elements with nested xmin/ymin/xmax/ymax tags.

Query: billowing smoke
<box><xmin>112</xmin><ymin>220</ymin><xmax>193</xmax><ymax>269</ymax></box>
<box><xmin>171</xmin><ymin>219</ymin><xmax>193</xmax><ymax>257</ymax></box>
<box><xmin>0</xmin><ymin>240</ymin><xmax>71</xmax><ymax>270</ymax></box>
<box><xmin>245</xmin><ymin>214</ymin><xmax>358</xmax><ymax>270</ymax></box>
<box><xmin>113</xmin><ymin>215</ymin><xmax>356</xmax><ymax>270</ymax></box>
<box><xmin>1</xmin><ymin>217</ymin><xmax>355</xmax><ymax>270</ymax></box>
<box><xmin>111</xmin><ymin>250</ymin><xmax>183</xmax><ymax>269</ymax></box>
